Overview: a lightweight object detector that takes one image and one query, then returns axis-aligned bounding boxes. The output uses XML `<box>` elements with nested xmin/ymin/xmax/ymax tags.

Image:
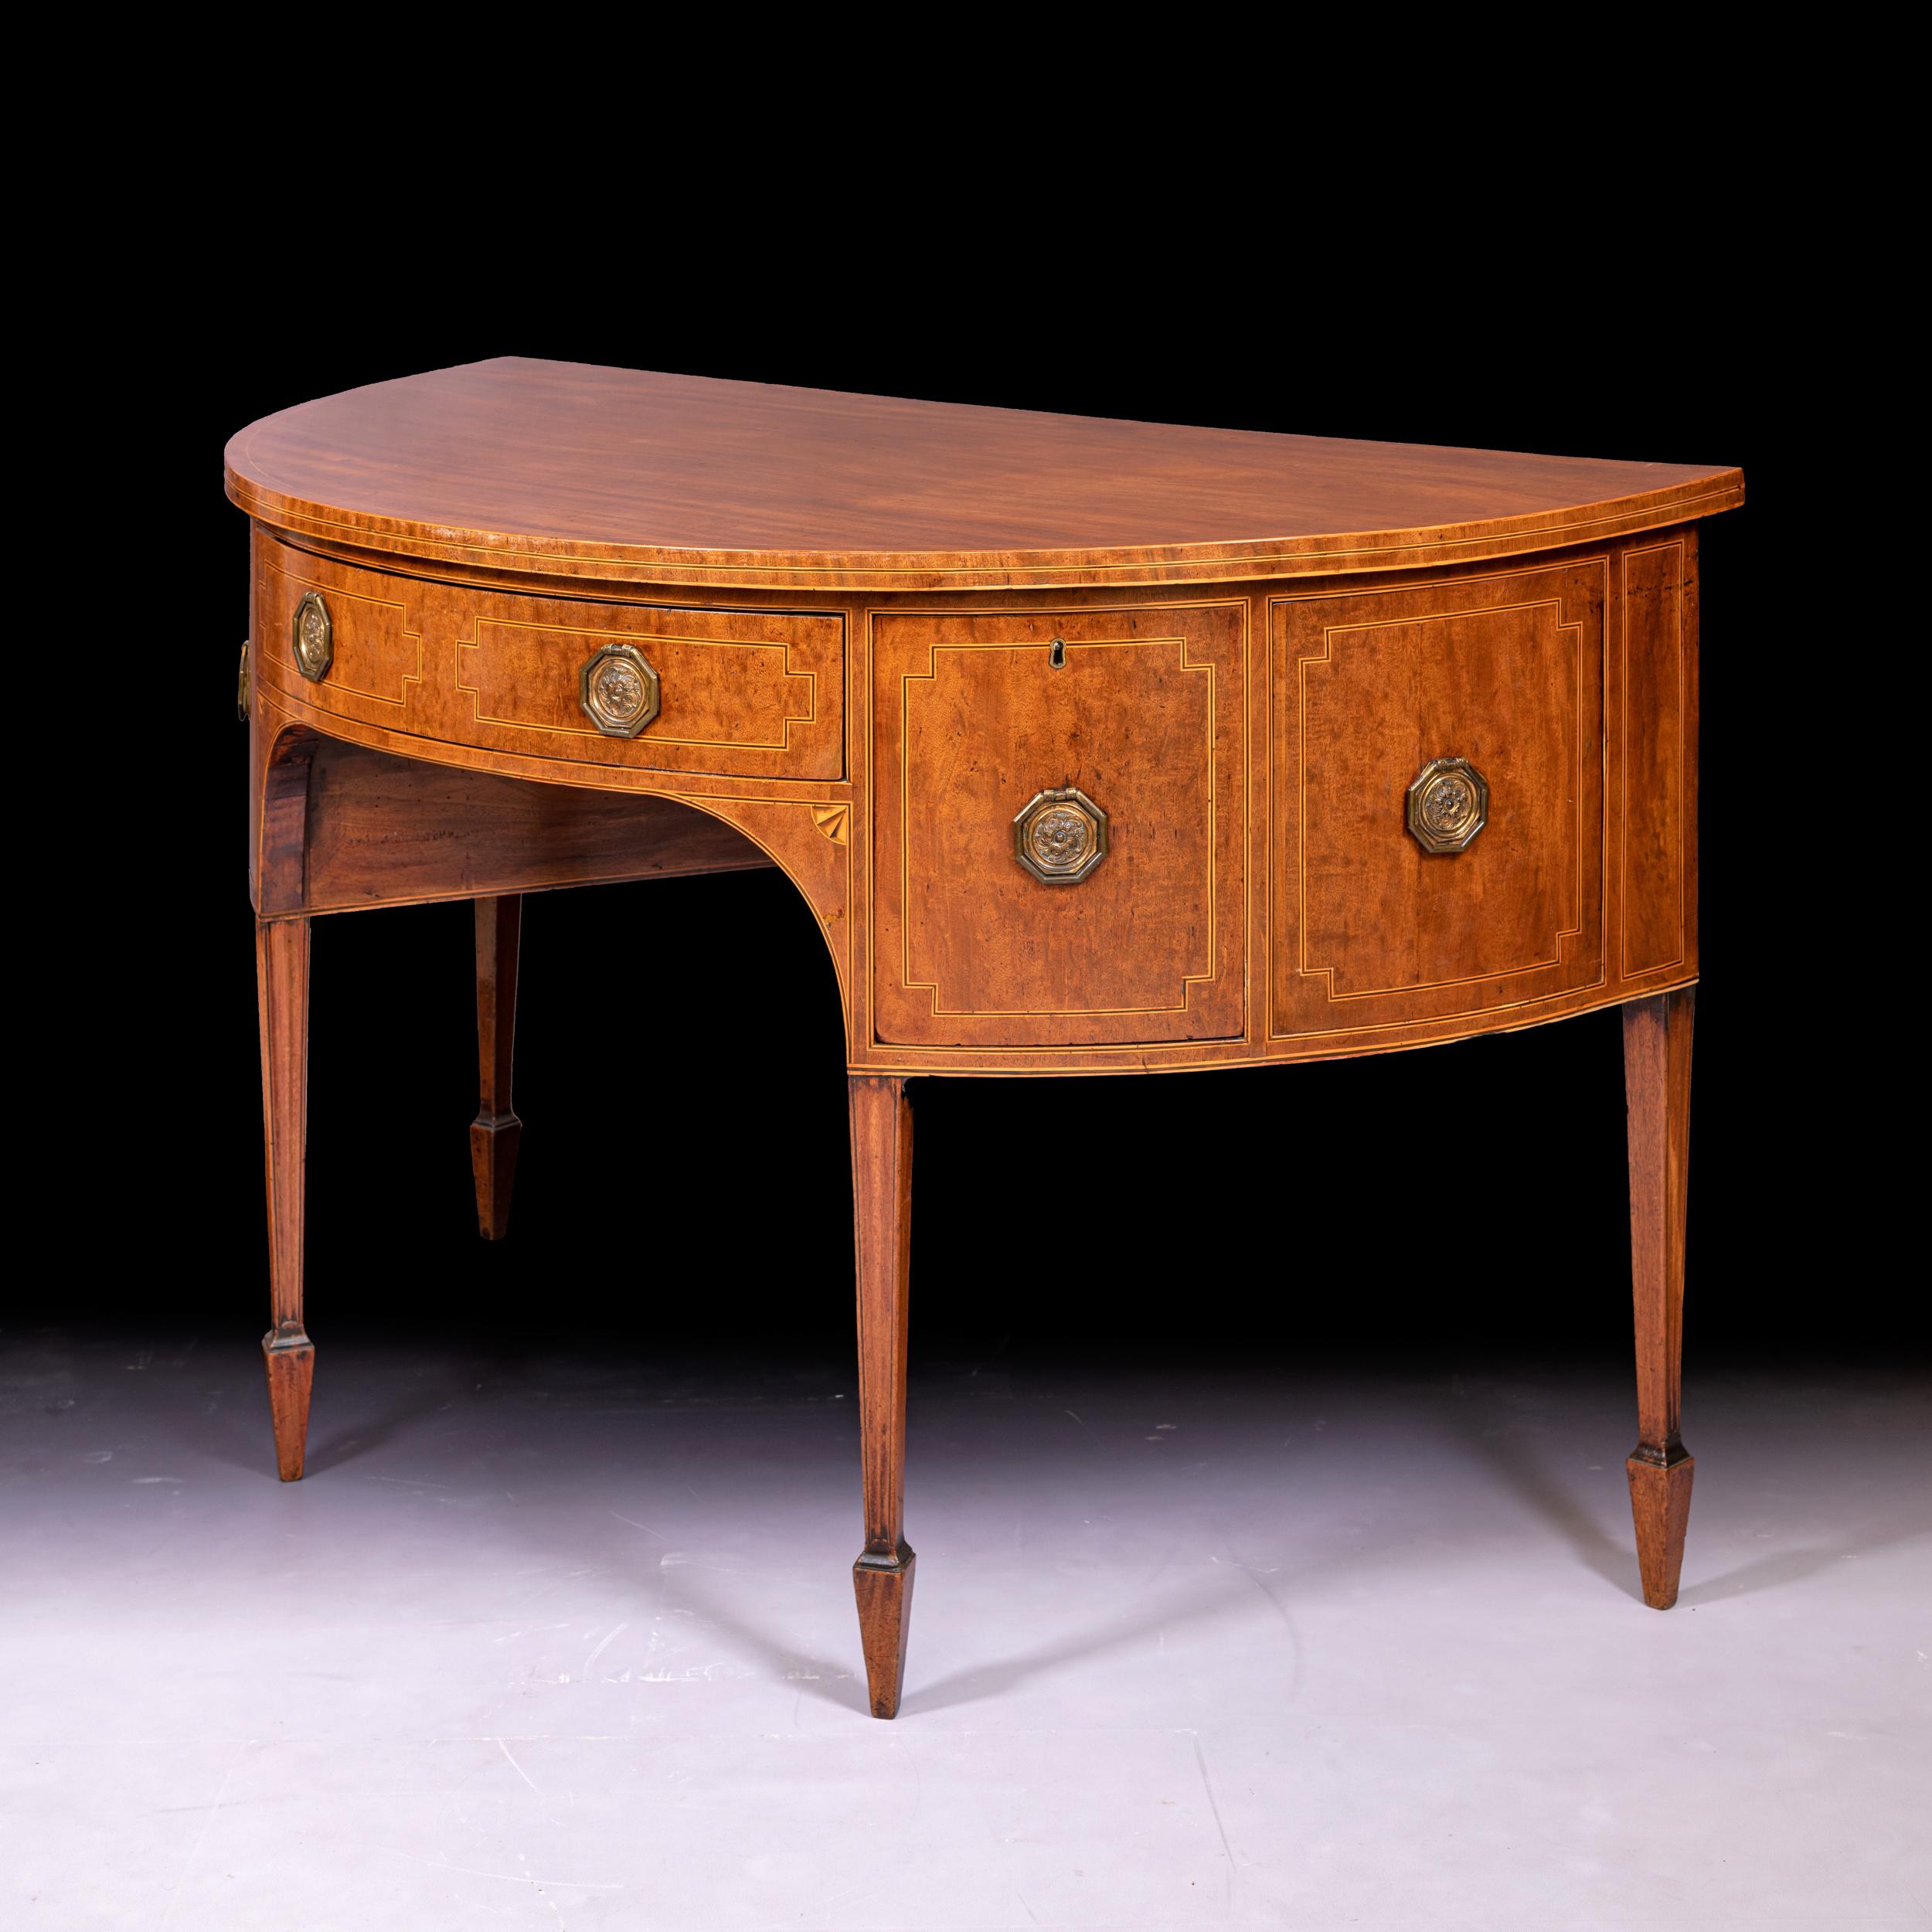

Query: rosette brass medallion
<box><xmin>291</xmin><ymin>590</ymin><xmax>332</xmax><ymax>683</ymax></box>
<box><xmin>1406</xmin><ymin>756</ymin><xmax>1489</xmax><ymax>853</ymax></box>
<box><xmin>1013</xmin><ymin>785</ymin><xmax>1108</xmax><ymax>883</ymax></box>
<box><xmin>579</xmin><ymin>641</ymin><xmax>662</xmax><ymax>738</ymax></box>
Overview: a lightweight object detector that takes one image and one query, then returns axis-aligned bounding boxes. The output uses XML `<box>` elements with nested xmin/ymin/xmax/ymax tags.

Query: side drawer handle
<box><xmin>1014</xmin><ymin>786</ymin><xmax>1109</xmax><ymax>883</ymax></box>
<box><xmin>291</xmin><ymin>591</ymin><xmax>332</xmax><ymax>682</ymax></box>
<box><xmin>580</xmin><ymin>643</ymin><xmax>662</xmax><ymax>738</ymax></box>
<box><xmin>1406</xmin><ymin>757</ymin><xmax>1488</xmax><ymax>852</ymax></box>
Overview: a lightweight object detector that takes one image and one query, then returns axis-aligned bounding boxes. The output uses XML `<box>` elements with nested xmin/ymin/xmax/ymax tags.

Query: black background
<box><xmin>34</xmin><ymin>225</ymin><xmax>1903</xmax><ymax>1379</ymax></box>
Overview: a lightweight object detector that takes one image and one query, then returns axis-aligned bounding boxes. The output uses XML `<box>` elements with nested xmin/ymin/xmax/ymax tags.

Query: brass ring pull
<box><xmin>1406</xmin><ymin>756</ymin><xmax>1488</xmax><ymax>852</ymax></box>
<box><xmin>1014</xmin><ymin>785</ymin><xmax>1108</xmax><ymax>883</ymax></box>
<box><xmin>291</xmin><ymin>591</ymin><xmax>332</xmax><ymax>682</ymax></box>
<box><xmin>580</xmin><ymin>642</ymin><xmax>662</xmax><ymax>737</ymax></box>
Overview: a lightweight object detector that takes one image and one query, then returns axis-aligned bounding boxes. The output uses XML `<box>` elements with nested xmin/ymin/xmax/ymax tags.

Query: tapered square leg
<box><xmin>257</xmin><ymin>915</ymin><xmax>314</xmax><ymax>1481</ymax></box>
<box><xmin>262</xmin><ymin>1329</ymin><xmax>315</xmax><ymax>1484</ymax></box>
<box><xmin>852</xmin><ymin>1544</ymin><xmax>917</xmax><ymax>1721</ymax></box>
<box><xmin>1623</xmin><ymin>987</ymin><xmax>1695</xmax><ymax>1607</ymax></box>
<box><xmin>470</xmin><ymin>894</ymin><xmax>523</xmax><ymax>1241</ymax></box>
<box><xmin>1626</xmin><ymin>1447</ymin><xmax>1695</xmax><ymax>1610</ymax></box>
<box><xmin>849</xmin><ymin>1075</ymin><xmax>914</xmax><ymax>1718</ymax></box>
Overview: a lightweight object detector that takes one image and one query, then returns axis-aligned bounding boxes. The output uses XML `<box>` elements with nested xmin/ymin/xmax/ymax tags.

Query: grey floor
<box><xmin>2</xmin><ymin>1329</ymin><xmax>1927</xmax><ymax>1930</ymax></box>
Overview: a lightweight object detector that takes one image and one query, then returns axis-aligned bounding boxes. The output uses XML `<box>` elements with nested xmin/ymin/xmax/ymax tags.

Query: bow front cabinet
<box><xmin>229</xmin><ymin>360</ymin><xmax>1739</xmax><ymax>1716</ymax></box>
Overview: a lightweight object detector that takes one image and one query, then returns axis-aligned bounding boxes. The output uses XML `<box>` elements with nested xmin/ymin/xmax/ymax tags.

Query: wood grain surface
<box><xmin>1271</xmin><ymin>557</ymin><xmax>1607</xmax><ymax>1040</ymax></box>
<box><xmin>253</xmin><ymin>534</ymin><xmax>845</xmax><ymax>781</ymax></box>
<box><xmin>469</xmin><ymin>895</ymin><xmax>522</xmax><ymax>1243</ymax></box>
<box><xmin>1624</xmin><ymin>986</ymin><xmax>1696</xmax><ymax>1609</ymax></box>
<box><xmin>234</xmin><ymin>367</ymin><xmax>1738</xmax><ymax>1665</ymax></box>
<box><xmin>869</xmin><ymin>602</ymin><xmax>1246</xmax><ymax>1048</ymax></box>
<box><xmin>256</xmin><ymin>913</ymin><xmax>313</xmax><ymax>1482</ymax></box>
<box><xmin>291</xmin><ymin>738</ymin><xmax>773</xmax><ymax>919</ymax></box>
<box><xmin>849</xmin><ymin>1075</ymin><xmax>917</xmax><ymax>1718</ymax></box>
<box><xmin>227</xmin><ymin>359</ymin><xmax>1743</xmax><ymax>590</ymax></box>
<box><xmin>243</xmin><ymin>534</ymin><xmax>1706</xmax><ymax>1073</ymax></box>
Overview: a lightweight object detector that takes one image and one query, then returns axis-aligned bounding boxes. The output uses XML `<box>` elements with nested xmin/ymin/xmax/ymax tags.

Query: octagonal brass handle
<box><xmin>1406</xmin><ymin>756</ymin><xmax>1489</xmax><ymax>853</ymax></box>
<box><xmin>1014</xmin><ymin>786</ymin><xmax>1108</xmax><ymax>884</ymax></box>
<box><xmin>580</xmin><ymin>642</ymin><xmax>662</xmax><ymax>738</ymax></box>
<box><xmin>291</xmin><ymin>590</ymin><xmax>332</xmax><ymax>682</ymax></box>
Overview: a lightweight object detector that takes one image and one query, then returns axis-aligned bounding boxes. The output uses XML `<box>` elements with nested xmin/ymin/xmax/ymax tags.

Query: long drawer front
<box><xmin>253</xmin><ymin>536</ymin><xmax>845</xmax><ymax>781</ymax></box>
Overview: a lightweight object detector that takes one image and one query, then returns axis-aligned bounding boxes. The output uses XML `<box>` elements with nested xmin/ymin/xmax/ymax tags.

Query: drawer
<box><xmin>1270</xmin><ymin>559</ymin><xmax>1606</xmax><ymax>1040</ymax></box>
<box><xmin>253</xmin><ymin>536</ymin><xmax>845</xmax><ymax>780</ymax></box>
<box><xmin>870</xmin><ymin>603</ymin><xmax>1247</xmax><ymax>1048</ymax></box>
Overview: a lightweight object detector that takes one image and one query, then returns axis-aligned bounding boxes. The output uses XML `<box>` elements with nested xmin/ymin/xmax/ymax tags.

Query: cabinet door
<box><xmin>871</xmin><ymin>603</ymin><xmax>1247</xmax><ymax>1049</ymax></box>
<box><xmin>1270</xmin><ymin>560</ymin><xmax>1606</xmax><ymax>1042</ymax></box>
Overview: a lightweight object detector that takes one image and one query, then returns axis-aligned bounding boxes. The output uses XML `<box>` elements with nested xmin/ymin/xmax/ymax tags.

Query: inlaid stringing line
<box><xmin>261</xmin><ymin>556</ymin><xmax>424</xmax><ymax>709</ymax></box>
<box><xmin>1265</xmin><ymin>556</ymin><xmax>1615</xmax><ymax>1040</ymax></box>
<box><xmin>456</xmin><ymin>617</ymin><xmax>818</xmax><ymax>753</ymax></box>
<box><xmin>1296</xmin><ymin>603</ymin><xmax>1584</xmax><ymax>1001</ymax></box>
<box><xmin>232</xmin><ymin>478</ymin><xmax>1743</xmax><ymax>581</ymax></box>
<box><xmin>1619</xmin><ymin>541</ymin><xmax>1689</xmax><ymax>980</ymax></box>
<box><xmin>264</xmin><ymin>544</ymin><xmax>830</xmax><ymax>753</ymax></box>
<box><xmin>859</xmin><ymin>600</ymin><xmax>1247</xmax><ymax>1056</ymax></box>
<box><xmin>893</xmin><ymin>637</ymin><xmax>1218</xmax><ymax>1019</ymax></box>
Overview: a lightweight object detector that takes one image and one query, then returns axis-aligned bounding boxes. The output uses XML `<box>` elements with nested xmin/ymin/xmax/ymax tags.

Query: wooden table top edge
<box><xmin>224</xmin><ymin>358</ymin><xmax>1744</xmax><ymax>593</ymax></box>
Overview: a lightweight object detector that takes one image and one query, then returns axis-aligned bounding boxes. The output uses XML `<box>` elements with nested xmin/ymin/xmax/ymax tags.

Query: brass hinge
<box><xmin>237</xmin><ymin>641</ymin><xmax>250</xmax><ymax>721</ymax></box>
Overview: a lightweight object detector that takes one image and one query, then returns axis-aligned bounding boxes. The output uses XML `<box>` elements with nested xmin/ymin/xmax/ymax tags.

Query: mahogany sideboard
<box><xmin>227</xmin><ymin>360</ymin><xmax>1742</xmax><ymax>1718</ymax></box>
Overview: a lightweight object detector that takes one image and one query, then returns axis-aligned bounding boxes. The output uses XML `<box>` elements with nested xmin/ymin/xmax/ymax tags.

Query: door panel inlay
<box><xmin>872</xmin><ymin>604</ymin><xmax>1246</xmax><ymax>1048</ymax></box>
<box><xmin>1271</xmin><ymin>561</ymin><xmax>1607</xmax><ymax>1039</ymax></box>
